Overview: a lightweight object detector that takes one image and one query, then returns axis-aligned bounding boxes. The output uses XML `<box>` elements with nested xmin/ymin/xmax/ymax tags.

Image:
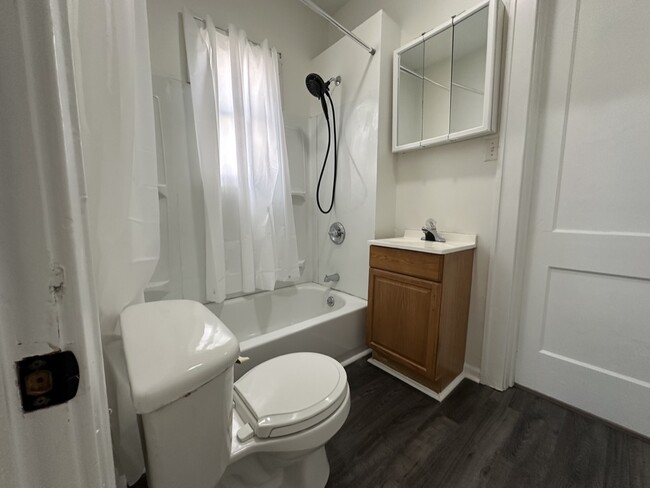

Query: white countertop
<box><xmin>369</xmin><ymin>230</ymin><xmax>477</xmax><ymax>255</ymax></box>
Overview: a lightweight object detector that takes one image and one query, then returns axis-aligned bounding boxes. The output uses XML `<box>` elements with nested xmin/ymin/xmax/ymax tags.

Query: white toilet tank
<box><xmin>120</xmin><ymin>300</ymin><xmax>240</xmax><ymax>488</ymax></box>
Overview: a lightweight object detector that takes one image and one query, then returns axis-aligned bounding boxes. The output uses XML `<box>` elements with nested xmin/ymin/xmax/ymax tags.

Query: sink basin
<box><xmin>382</xmin><ymin>238</ymin><xmax>456</xmax><ymax>251</ymax></box>
<box><xmin>369</xmin><ymin>231</ymin><xmax>476</xmax><ymax>255</ymax></box>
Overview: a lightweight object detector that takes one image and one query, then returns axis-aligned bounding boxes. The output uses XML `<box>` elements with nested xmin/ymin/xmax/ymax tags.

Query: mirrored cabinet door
<box><xmin>449</xmin><ymin>5</ymin><xmax>489</xmax><ymax>137</ymax></box>
<box><xmin>422</xmin><ymin>25</ymin><xmax>453</xmax><ymax>144</ymax></box>
<box><xmin>396</xmin><ymin>42</ymin><xmax>424</xmax><ymax>148</ymax></box>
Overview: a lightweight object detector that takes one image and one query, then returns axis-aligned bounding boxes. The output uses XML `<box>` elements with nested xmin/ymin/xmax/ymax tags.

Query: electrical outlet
<box><xmin>484</xmin><ymin>137</ymin><xmax>499</xmax><ymax>161</ymax></box>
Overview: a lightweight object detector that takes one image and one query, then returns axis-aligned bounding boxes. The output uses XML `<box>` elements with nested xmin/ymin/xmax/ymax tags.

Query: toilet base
<box><xmin>217</xmin><ymin>446</ymin><xmax>330</xmax><ymax>488</ymax></box>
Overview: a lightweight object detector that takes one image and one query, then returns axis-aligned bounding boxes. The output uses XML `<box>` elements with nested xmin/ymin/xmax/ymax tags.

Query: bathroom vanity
<box><xmin>366</xmin><ymin>231</ymin><xmax>476</xmax><ymax>400</ymax></box>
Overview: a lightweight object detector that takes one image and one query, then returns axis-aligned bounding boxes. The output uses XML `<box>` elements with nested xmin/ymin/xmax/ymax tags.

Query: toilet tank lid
<box><xmin>120</xmin><ymin>300</ymin><xmax>239</xmax><ymax>414</ymax></box>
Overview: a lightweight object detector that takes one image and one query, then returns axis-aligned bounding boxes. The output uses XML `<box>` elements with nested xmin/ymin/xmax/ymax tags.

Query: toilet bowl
<box><xmin>119</xmin><ymin>300</ymin><xmax>350</xmax><ymax>488</ymax></box>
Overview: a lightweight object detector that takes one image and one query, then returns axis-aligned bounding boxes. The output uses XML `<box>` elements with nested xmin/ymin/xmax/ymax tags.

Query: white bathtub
<box><xmin>206</xmin><ymin>283</ymin><xmax>368</xmax><ymax>378</ymax></box>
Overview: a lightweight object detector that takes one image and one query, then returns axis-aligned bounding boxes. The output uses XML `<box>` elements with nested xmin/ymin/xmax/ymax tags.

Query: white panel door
<box><xmin>516</xmin><ymin>0</ymin><xmax>650</xmax><ymax>437</ymax></box>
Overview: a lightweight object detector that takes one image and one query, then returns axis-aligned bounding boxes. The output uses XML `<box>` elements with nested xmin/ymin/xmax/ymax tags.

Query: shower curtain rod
<box><xmin>192</xmin><ymin>15</ymin><xmax>282</xmax><ymax>58</ymax></box>
<box><xmin>298</xmin><ymin>0</ymin><xmax>376</xmax><ymax>55</ymax></box>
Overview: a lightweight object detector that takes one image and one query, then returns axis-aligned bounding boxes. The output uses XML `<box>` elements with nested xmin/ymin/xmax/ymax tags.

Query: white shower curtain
<box><xmin>184</xmin><ymin>11</ymin><xmax>299</xmax><ymax>302</ymax></box>
<box><xmin>69</xmin><ymin>0</ymin><xmax>158</xmax><ymax>485</ymax></box>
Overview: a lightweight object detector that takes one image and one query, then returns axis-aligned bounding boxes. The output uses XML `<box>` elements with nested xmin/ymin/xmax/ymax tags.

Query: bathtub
<box><xmin>206</xmin><ymin>283</ymin><xmax>368</xmax><ymax>378</ymax></box>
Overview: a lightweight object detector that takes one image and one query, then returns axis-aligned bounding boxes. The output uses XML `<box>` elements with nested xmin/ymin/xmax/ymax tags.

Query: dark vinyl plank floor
<box><xmin>131</xmin><ymin>357</ymin><xmax>650</xmax><ymax>488</ymax></box>
<box><xmin>325</xmin><ymin>358</ymin><xmax>650</xmax><ymax>488</ymax></box>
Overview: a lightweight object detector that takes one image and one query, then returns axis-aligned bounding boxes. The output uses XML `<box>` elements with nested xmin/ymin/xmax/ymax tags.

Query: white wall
<box><xmin>374</xmin><ymin>14</ymin><xmax>401</xmax><ymax>240</ymax></box>
<box><xmin>310</xmin><ymin>11</ymin><xmax>399</xmax><ymax>299</ymax></box>
<box><xmin>333</xmin><ymin>0</ymin><xmax>511</xmax><ymax>370</ymax></box>
<box><xmin>333</xmin><ymin>0</ymin><xmax>487</xmax><ymax>46</ymax></box>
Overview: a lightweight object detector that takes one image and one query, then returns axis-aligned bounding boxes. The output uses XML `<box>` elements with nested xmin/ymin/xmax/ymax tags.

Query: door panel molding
<box><xmin>539</xmin><ymin>350</ymin><xmax>650</xmax><ymax>390</ymax></box>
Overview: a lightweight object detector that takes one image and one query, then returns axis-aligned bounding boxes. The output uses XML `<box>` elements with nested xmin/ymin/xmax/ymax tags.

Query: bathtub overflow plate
<box><xmin>327</xmin><ymin>296</ymin><xmax>335</xmax><ymax>307</ymax></box>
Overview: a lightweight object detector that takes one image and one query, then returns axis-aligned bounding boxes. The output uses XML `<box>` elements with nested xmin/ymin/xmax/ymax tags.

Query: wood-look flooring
<box><xmin>131</xmin><ymin>357</ymin><xmax>650</xmax><ymax>488</ymax></box>
<box><xmin>325</xmin><ymin>358</ymin><xmax>650</xmax><ymax>488</ymax></box>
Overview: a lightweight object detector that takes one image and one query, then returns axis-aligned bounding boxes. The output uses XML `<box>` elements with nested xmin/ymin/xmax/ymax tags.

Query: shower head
<box><xmin>306</xmin><ymin>73</ymin><xmax>328</xmax><ymax>99</ymax></box>
<box><xmin>306</xmin><ymin>72</ymin><xmax>330</xmax><ymax>120</ymax></box>
<box><xmin>305</xmin><ymin>73</ymin><xmax>341</xmax><ymax>98</ymax></box>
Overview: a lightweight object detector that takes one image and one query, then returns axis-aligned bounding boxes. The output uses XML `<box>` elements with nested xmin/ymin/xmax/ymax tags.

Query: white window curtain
<box><xmin>183</xmin><ymin>11</ymin><xmax>300</xmax><ymax>303</ymax></box>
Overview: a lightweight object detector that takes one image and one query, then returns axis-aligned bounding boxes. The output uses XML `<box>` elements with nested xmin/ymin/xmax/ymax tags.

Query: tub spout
<box><xmin>324</xmin><ymin>273</ymin><xmax>340</xmax><ymax>283</ymax></box>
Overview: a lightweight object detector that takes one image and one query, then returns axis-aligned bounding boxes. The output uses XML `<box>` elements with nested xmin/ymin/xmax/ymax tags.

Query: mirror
<box><xmin>396</xmin><ymin>41</ymin><xmax>424</xmax><ymax>147</ymax></box>
<box><xmin>392</xmin><ymin>0</ymin><xmax>503</xmax><ymax>152</ymax></box>
<box><xmin>422</xmin><ymin>25</ymin><xmax>453</xmax><ymax>143</ymax></box>
<box><xmin>450</xmin><ymin>5</ymin><xmax>489</xmax><ymax>135</ymax></box>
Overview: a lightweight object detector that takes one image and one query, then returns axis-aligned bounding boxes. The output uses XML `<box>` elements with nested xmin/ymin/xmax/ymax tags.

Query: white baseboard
<box><xmin>367</xmin><ymin>358</ymin><xmax>466</xmax><ymax>402</ymax></box>
<box><xmin>463</xmin><ymin>363</ymin><xmax>481</xmax><ymax>383</ymax></box>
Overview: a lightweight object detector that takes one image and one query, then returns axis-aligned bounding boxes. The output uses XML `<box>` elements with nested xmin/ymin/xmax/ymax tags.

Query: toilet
<box><xmin>119</xmin><ymin>299</ymin><xmax>351</xmax><ymax>488</ymax></box>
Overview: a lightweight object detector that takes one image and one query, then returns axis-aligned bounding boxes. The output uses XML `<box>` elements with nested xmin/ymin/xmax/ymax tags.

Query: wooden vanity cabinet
<box><xmin>367</xmin><ymin>245</ymin><xmax>474</xmax><ymax>393</ymax></box>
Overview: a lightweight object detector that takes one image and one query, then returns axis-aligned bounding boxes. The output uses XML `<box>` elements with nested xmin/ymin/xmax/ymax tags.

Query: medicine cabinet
<box><xmin>392</xmin><ymin>0</ymin><xmax>504</xmax><ymax>152</ymax></box>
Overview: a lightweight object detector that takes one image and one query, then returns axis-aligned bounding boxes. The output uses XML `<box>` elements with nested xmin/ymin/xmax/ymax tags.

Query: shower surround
<box><xmin>309</xmin><ymin>10</ymin><xmax>400</xmax><ymax>300</ymax></box>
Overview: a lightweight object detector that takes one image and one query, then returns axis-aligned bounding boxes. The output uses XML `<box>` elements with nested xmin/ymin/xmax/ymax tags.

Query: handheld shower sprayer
<box><xmin>306</xmin><ymin>73</ymin><xmax>341</xmax><ymax>214</ymax></box>
<box><xmin>306</xmin><ymin>73</ymin><xmax>330</xmax><ymax>121</ymax></box>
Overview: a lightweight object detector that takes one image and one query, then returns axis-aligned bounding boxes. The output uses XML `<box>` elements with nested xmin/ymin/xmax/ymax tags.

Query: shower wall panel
<box><xmin>309</xmin><ymin>11</ymin><xmax>399</xmax><ymax>300</ymax></box>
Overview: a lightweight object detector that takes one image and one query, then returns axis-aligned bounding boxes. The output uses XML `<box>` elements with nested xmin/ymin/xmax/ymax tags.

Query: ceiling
<box><xmin>311</xmin><ymin>0</ymin><xmax>350</xmax><ymax>14</ymax></box>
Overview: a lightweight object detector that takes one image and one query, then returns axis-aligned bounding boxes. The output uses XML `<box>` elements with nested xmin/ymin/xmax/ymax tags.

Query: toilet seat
<box><xmin>233</xmin><ymin>352</ymin><xmax>348</xmax><ymax>439</ymax></box>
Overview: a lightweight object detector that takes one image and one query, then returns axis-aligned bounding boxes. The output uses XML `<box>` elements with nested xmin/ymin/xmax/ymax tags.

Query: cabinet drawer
<box><xmin>370</xmin><ymin>245</ymin><xmax>443</xmax><ymax>282</ymax></box>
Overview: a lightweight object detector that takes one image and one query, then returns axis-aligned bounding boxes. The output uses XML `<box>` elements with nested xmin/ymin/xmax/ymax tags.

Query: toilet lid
<box><xmin>233</xmin><ymin>352</ymin><xmax>348</xmax><ymax>439</ymax></box>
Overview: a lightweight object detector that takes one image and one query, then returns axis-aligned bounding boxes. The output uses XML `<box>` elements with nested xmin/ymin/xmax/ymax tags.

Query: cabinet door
<box><xmin>421</xmin><ymin>24</ymin><xmax>453</xmax><ymax>145</ymax></box>
<box><xmin>448</xmin><ymin>0</ymin><xmax>502</xmax><ymax>141</ymax></box>
<box><xmin>449</xmin><ymin>4</ymin><xmax>489</xmax><ymax>135</ymax></box>
<box><xmin>395</xmin><ymin>40</ymin><xmax>424</xmax><ymax>149</ymax></box>
<box><xmin>367</xmin><ymin>268</ymin><xmax>441</xmax><ymax>378</ymax></box>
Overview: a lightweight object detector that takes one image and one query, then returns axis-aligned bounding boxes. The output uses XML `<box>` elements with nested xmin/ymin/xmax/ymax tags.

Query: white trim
<box><xmin>392</xmin><ymin>17</ymin><xmax>455</xmax><ymax>154</ymax></box>
<box><xmin>0</xmin><ymin>1</ymin><xmax>115</xmax><ymax>485</ymax></box>
<box><xmin>463</xmin><ymin>363</ymin><xmax>481</xmax><ymax>383</ymax></box>
<box><xmin>447</xmin><ymin>125</ymin><xmax>493</xmax><ymax>143</ymax></box>
<box><xmin>402</xmin><ymin>18</ymin><xmax>454</xmax><ymax>52</ymax></box>
<box><xmin>391</xmin><ymin>50</ymin><xmax>400</xmax><ymax>152</ymax></box>
<box><xmin>451</xmin><ymin>1</ymin><xmax>497</xmax><ymax>136</ymax></box>
<box><xmin>453</xmin><ymin>0</ymin><xmax>491</xmax><ymax>24</ymax></box>
<box><xmin>420</xmin><ymin>134</ymin><xmax>451</xmax><ymax>148</ymax></box>
<box><xmin>340</xmin><ymin>348</ymin><xmax>372</xmax><ymax>367</ymax></box>
<box><xmin>480</xmin><ymin>0</ymin><xmax>541</xmax><ymax>390</ymax></box>
<box><xmin>367</xmin><ymin>359</ymin><xmax>466</xmax><ymax>402</ymax></box>
<box><xmin>540</xmin><ymin>350</ymin><xmax>650</xmax><ymax>390</ymax></box>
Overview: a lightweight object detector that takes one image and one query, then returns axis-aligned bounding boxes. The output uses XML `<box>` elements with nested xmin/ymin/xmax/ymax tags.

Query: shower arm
<box><xmin>298</xmin><ymin>0</ymin><xmax>376</xmax><ymax>55</ymax></box>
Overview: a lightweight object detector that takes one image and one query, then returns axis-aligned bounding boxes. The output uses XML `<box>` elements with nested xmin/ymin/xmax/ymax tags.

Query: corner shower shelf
<box><xmin>291</xmin><ymin>191</ymin><xmax>306</xmax><ymax>198</ymax></box>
